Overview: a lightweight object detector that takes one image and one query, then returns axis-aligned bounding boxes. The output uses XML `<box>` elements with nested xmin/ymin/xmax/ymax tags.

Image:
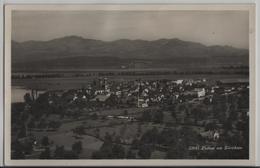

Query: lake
<box><xmin>11</xmin><ymin>86</ymin><xmax>45</xmax><ymax>103</ymax></box>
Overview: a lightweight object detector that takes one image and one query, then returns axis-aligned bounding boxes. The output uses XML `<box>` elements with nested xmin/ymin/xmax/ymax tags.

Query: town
<box><xmin>11</xmin><ymin>77</ymin><xmax>249</xmax><ymax>159</ymax></box>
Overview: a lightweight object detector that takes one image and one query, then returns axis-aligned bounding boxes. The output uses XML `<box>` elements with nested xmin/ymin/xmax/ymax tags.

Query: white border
<box><xmin>0</xmin><ymin>1</ymin><xmax>259</xmax><ymax>167</ymax></box>
<box><xmin>255</xmin><ymin>0</ymin><xmax>260</xmax><ymax>166</ymax></box>
<box><xmin>0</xmin><ymin>0</ymin><xmax>4</xmax><ymax>167</ymax></box>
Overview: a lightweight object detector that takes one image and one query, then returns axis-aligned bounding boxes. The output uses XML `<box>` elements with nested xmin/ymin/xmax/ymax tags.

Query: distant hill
<box><xmin>12</xmin><ymin>36</ymin><xmax>249</xmax><ymax>70</ymax></box>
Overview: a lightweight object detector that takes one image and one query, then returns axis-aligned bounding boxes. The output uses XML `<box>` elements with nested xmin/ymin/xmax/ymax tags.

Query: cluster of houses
<box><xmin>40</xmin><ymin>77</ymin><xmax>249</xmax><ymax>110</ymax></box>
<box><xmin>22</xmin><ymin>76</ymin><xmax>249</xmax><ymax>112</ymax></box>
<box><xmin>60</xmin><ymin>78</ymin><xmax>210</xmax><ymax>108</ymax></box>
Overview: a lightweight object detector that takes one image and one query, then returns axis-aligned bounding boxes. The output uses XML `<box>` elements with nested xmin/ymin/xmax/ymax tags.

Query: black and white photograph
<box><xmin>4</xmin><ymin>4</ymin><xmax>256</xmax><ymax>166</ymax></box>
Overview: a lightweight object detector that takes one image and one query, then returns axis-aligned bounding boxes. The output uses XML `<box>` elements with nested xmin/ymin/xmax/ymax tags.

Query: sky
<box><xmin>12</xmin><ymin>10</ymin><xmax>249</xmax><ymax>49</ymax></box>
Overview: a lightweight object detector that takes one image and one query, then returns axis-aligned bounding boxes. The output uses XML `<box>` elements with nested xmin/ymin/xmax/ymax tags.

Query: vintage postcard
<box><xmin>4</xmin><ymin>4</ymin><xmax>256</xmax><ymax>166</ymax></box>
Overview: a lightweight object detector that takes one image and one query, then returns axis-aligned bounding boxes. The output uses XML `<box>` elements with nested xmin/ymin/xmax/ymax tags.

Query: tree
<box><xmin>205</xmin><ymin>122</ymin><xmax>217</xmax><ymax>131</ymax></box>
<box><xmin>106</xmin><ymin>94</ymin><xmax>119</xmax><ymax>107</ymax></box>
<box><xmin>41</xmin><ymin>136</ymin><xmax>50</xmax><ymax>146</ymax></box>
<box><xmin>153</xmin><ymin>110</ymin><xmax>164</xmax><ymax>123</ymax></box>
<box><xmin>90</xmin><ymin>113</ymin><xmax>98</xmax><ymax>120</ymax></box>
<box><xmin>114</xmin><ymin>135</ymin><xmax>121</xmax><ymax>144</ymax></box>
<box><xmin>91</xmin><ymin>142</ymin><xmax>125</xmax><ymax>159</ymax></box>
<box><xmin>23</xmin><ymin>141</ymin><xmax>33</xmax><ymax>155</ymax></box>
<box><xmin>138</xmin><ymin>145</ymin><xmax>152</xmax><ymax>159</ymax></box>
<box><xmin>24</xmin><ymin>93</ymin><xmax>32</xmax><ymax>104</ymax></box>
<box><xmin>137</xmin><ymin>123</ymin><xmax>142</xmax><ymax>137</ymax></box>
<box><xmin>131</xmin><ymin>138</ymin><xmax>141</xmax><ymax>149</ymax></box>
<box><xmin>191</xmin><ymin>106</ymin><xmax>206</xmax><ymax>125</ymax></box>
<box><xmin>54</xmin><ymin>145</ymin><xmax>65</xmax><ymax>159</ymax></box>
<box><xmin>157</xmin><ymin>128</ymin><xmax>178</xmax><ymax>146</ymax></box>
<box><xmin>203</xmin><ymin>97</ymin><xmax>211</xmax><ymax>105</ymax></box>
<box><xmin>112</xmin><ymin>144</ymin><xmax>125</xmax><ymax>159</ymax></box>
<box><xmin>191</xmin><ymin>107</ymin><xmax>200</xmax><ymax>124</ymax></box>
<box><xmin>17</xmin><ymin>124</ymin><xmax>27</xmax><ymax>138</ymax></box>
<box><xmin>123</xmin><ymin>110</ymin><xmax>128</xmax><ymax>115</ymax></box>
<box><xmin>180</xmin><ymin>127</ymin><xmax>201</xmax><ymax>146</ymax></box>
<box><xmin>165</xmin><ymin>127</ymin><xmax>197</xmax><ymax>159</ymax></box>
<box><xmin>95</xmin><ymin>128</ymin><xmax>100</xmax><ymax>138</ymax></box>
<box><xmin>228</xmin><ymin>109</ymin><xmax>237</xmax><ymax>121</ymax></box>
<box><xmin>37</xmin><ymin>119</ymin><xmax>47</xmax><ymax>129</ymax></box>
<box><xmin>63</xmin><ymin>150</ymin><xmax>79</xmax><ymax>159</ymax></box>
<box><xmin>212</xmin><ymin>94</ymin><xmax>228</xmax><ymax>123</ymax></box>
<box><xmin>126</xmin><ymin>150</ymin><xmax>136</xmax><ymax>159</ymax></box>
<box><xmin>72</xmin><ymin>141</ymin><xmax>83</xmax><ymax>154</ymax></box>
<box><xmin>48</xmin><ymin>121</ymin><xmax>61</xmax><ymax>130</ymax></box>
<box><xmin>27</xmin><ymin>119</ymin><xmax>35</xmax><ymax>129</ymax></box>
<box><xmin>223</xmin><ymin>118</ymin><xmax>233</xmax><ymax>132</ymax></box>
<box><xmin>141</xmin><ymin>127</ymin><xmax>159</xmax><ymax>145</ymax></box>
<box><xmin>120</xmin><ymin>124</ymin><xmax>127</xmax><ymax>137</ymax></box>
<box><xmin>170</xmin><ymin>104</ymin><xmax>178</xmax><ymax>122</ymax></box>
<box><xmin>11</xmin><ymin>141</ymin><xmax>25</xmax><ymax>159</ymax></box>
<box><xmin>73</xmin><ymin>125</ymin><xmax>85</xmax><ymax>136</ymax></box>
<box><xmin>166</xmin><ymin>140</ymin><xmax>187</xmax><ymax>159</ymax></box>
<box><xmin>39</xmin><ymin>147</ymin><xmax>51</xmax><ymax>159</ymax></box>
<box><xmin>31</xmin><ymin>93</ymin><xmax>51</xmax><ymax>119</ymax></box>
<box><xmin>140</xmin><ymin>110</ymin><xmax>152</xmax><ymax>122</ymax></box>
<box><xmin>178</xmin><ymin>104</ymin><xmax>186</xmax><ymax>111</ymax></box>
<box><xmin>237</xmin><ymin>90</ymin><xmax>249</xmax><ymax>109</ymax></box>
<box><xmin>185</xmin><ymin>108</ymin><xmax>190</xmax><ymax>117</ymax></box>
<box><xmin>103</xmin><ymin>132</ymin><xmax>112</xmax><ymax>143</ymax></box>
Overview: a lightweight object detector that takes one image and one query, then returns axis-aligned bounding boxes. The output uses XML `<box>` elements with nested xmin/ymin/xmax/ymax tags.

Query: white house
<box><xmin>213</xmin><ymin>131</ymin><xmax>220</xmax><ymax>141</ymax></box>
<box><xmin>175</xmin><ymin>80</ymin><xmax>184</xmax><ymax>85</ymax></box>
<box><xmin>138</xmin><ymin>98</ymin><xmax>149</xmax><ymax>108</ymax></box>
<box><xmin>194</xmin><ymin>88</ymin><xmax>206</xmax><ymax>97</ymax></box>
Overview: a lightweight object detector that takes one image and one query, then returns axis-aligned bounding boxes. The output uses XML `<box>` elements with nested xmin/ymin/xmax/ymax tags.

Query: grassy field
<box><xmin>28</xmin><ymin>105</ymin><xmax>176</xmax><ymax>158</ymax></box>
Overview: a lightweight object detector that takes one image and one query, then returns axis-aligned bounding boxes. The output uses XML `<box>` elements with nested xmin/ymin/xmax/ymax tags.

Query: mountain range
<box><xmin>12</xmin><ymin>36</ymin><xmax>249</xmax><ymax>71</ymax></box>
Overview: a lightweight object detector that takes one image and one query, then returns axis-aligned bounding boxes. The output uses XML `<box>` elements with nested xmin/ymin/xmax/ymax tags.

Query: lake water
<box><xmin>11</xmin><ymin>86</ymin><xmax>31</xmax><ymax>103</ymax></box>
<box><xmin>11</xmin><ymin>86</ymin><xmax>45</xmax><ymax>103</ymax></box>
